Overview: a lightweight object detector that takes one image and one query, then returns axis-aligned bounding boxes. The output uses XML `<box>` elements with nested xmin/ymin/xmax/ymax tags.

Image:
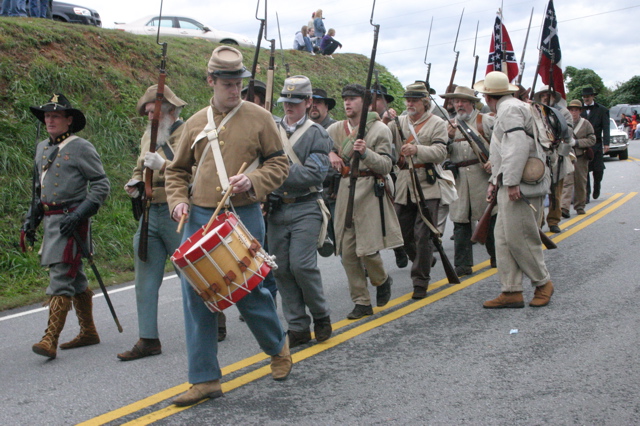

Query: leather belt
<box><xmin>42</xmin><ymin>200</ymin><xmax>81</xmax><ymax>214</ymax></box>
<box><xmin>452</xmin><ymin>159</ymin><xmax>481</xmax><ymax>168</ymax></box>
<box><xmin>400</xmin><ymin>163</ymin><xmax>427</xmax><ymax>170</ymax></box>
<box><xmin>340</xmin><ymin>167</ymin><xmax>377</xmax><ymax>179</ymax></box>
<box><xmin>277</xmin><ymin>192</ymin><xmax>319</xmax><ymax>204</ymax></box>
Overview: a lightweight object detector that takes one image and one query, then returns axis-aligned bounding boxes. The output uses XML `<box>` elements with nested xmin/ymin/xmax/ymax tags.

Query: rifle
<box><xmin>344</xmin><ymin>0</ymin><xmax>379</xmax><ymax>230</ymax></box>
<box><xmin>407</xmin><ymin>155</ymin><xmax>460</xmax><ymax>284</ymax></box>
<box><xmin>429</xmin><ymin>93</ymin><xmax>489</xmax><ymax>166</ymax></box>
<box><xmin>471</xmin><ymin>183</ymin><xmax>557</xmax><ymax>250</ymax></box>
<box><xmin>276</xmin><ymin>12</ymin><xmax>290</xmax><ymax>78</ymax></box>
<box><xmin>471</xmin><ymin>21</ymin><xmax>479</xmax><ymax>87</ymax></box>
<box><xmin>372</xmin><ymin>70</ymin><xmax>385</xmax><ymax>236</ymax></box>
<box><xmin>138</xmin><ymin>0</ymin><xmax>168</xmax><ymax>262</ymax></box>
<box><xmin>442</xmin><ymin>8</ymin><xmax>464</xmax><ymax>112</ymax></box>
<box><xmin>516</xmin><ymin>7</ymin><xmax>534</xmax><ymax>87</ymax></box>
<box><xmin>73</xmin><ymin>232</ymin><xmax>124</xmax><ymax>333</ymax></box>
<box><xmin>246</xmin><ymin>0</ymin><xmax>266</xmax><ymax>104</ymax></box>
<box><xmin>530</xmin><ymin>7</ymin><xmax>547</xmax><ymax>95</ymax></box>
<box><xmin>263</xmin><ymin>1</ymin><xmax>275</xmax><ymax>111</ymax></box>
<box><xmin>423</xmin><ymin>17</ymin><xmax>433</xmax><ymax>88</ymax></box>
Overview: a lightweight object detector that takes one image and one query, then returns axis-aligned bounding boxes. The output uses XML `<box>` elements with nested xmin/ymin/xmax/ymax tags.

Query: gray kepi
<box><xmin>277</xmin><ymin>75</ymin><xmax>313</xmax><ymax>104</ymax></box>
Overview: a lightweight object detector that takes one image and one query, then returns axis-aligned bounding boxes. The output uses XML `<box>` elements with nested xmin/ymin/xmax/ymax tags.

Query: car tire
<box><xmin>220</xmin><ymin>39</ymin><xmax>239</xmax><ymax>45</ymax></box>
<box><xmin>619</xmin><ymin>149</ymin><xmax>629</xmax><ymax>160</ymax></box>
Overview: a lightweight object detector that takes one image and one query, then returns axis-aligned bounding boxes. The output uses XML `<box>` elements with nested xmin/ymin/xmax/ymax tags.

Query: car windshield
<box><xmin>178</xmin><ymin>19</ymin><xmax>203</xmax><ymax>30</ymax></box>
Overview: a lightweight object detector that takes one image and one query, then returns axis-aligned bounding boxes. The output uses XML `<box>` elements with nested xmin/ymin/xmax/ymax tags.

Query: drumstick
<box><xmin>203</xmin><ymin>162</ymin><xmax>248</xmax><ymax>234</ymax></box>
<box><xmin>176</xmin><ymin>213</ymin><xmax>187</xmax><ymax>233</ymax></box>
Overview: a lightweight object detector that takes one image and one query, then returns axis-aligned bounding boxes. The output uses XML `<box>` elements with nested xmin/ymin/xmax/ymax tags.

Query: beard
<box><xmin>309</xmin><ymin>108</ymin><xmax>321</xmax><ymax>120</ymax></box>
<box><xmin>456</xmin><ymin>111</ymin><xmax>472</xmax><ymax>121</ymax></box>
<box><xmin>146</xmin><ymin>115</ymin><xmax>173</xmax><ymax>147</ymax></box>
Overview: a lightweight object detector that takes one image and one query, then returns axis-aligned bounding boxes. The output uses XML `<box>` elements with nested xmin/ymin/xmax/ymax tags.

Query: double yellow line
<box><xmin>80</xmin><ymin>192</ymin><xmax>637</xmax><ymax>426</ymax></box>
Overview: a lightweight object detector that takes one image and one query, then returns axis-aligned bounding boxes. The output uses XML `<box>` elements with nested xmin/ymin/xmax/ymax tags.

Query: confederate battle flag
<box><xmin>538</xmin><ymin>0</ymin><xmax>565</xmax><ymax>98</ymax></box>
<box><xmin>486</xmin><ymin>11</ymin><xmax>519</xmax><ymax>82</ymax></box>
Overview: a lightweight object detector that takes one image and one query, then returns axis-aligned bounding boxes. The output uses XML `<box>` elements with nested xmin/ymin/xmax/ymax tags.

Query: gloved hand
<box><xmin>60</xmin><ymin>200</ymin><xmax>100</xmax><ymax>238</ymax></box>
<box><xmin>20</xmin><ymin>221</ymin><xmax>36</xmax><ymax>252</ymax></box>
<box><xmin>124</xmin><ymin>183</ymin><xmax>140</xmax><ymax>198</ymax></box>
<box><xmin>144</xmin><ymin>151</ymin><xmax>165</xmax><ymax>171</ymax></box>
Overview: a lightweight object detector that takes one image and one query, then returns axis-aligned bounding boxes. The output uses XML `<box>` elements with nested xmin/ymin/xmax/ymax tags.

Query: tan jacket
<box><xmin>131</xmin><ymin>124</ymin><xmax>184</xmax><ymax>204</ymax></box>
<box><xmin>448</xmin><ymin>110</ymin><xmax>494</xmax><ymax>223</ymax></box>
<box><xmin>572</xmin><ymin>117</ymin><xmax>596</xmax><ymax>157</ymax></box>
<box><xmin>327</xmin><ymin>116</ymin><xmax>403</xmax><ymax>256</ymax></box>
<box><xmin>165</xmin><ymin>100</ymin><xmax>289</xmax><ymax>213</ymax></box>
<box><xmin>388</xmin><ymin>111</ymin><xmax>448</xmax><ymax>204</ymax></box>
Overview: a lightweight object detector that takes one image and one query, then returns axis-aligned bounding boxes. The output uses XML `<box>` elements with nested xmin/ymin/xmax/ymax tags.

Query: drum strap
<box><xmin>192</xmin><ymin>102</ymin><xmax>258</xmax><ymax>202</ymax></box>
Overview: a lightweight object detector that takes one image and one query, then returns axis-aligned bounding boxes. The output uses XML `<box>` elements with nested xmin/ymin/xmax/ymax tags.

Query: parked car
<box><xmin>51</xmin><ymin>1</ymin><xmax>101</xmax><ymax>26</ymax></box>
<box><xmin>608</xmin><ymin>118</ymin><xmax>629</xmax><ymax>160</ymax></box>
<box><xmin>609</xmin><ymin>104</ymin><xmax>640</xmax><ymax>126</ymax></box>
<box><xmin>114</xmin><ymin>16</ymin><xmax>254</xmax><ymax>47</ymax></box>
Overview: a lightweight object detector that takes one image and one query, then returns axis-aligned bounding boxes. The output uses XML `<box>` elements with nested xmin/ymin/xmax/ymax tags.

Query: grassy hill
<box><xmin>0</xmin><ymin>17</ymin><xmax>405</xmax><ymax>310</ymax></box>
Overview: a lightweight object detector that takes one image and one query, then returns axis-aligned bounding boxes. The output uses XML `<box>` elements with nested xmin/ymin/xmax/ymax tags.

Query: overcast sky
<box><xmin>83</xmin><ymin>0</ymin><xmax>639</xmax><ymax>98</ymax></box>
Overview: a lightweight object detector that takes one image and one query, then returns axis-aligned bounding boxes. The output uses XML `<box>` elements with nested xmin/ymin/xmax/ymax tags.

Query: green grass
<box><xmin>0</xmin><ymin>17</ymin><xmax>404</xmax><ymax>311</ymax></box>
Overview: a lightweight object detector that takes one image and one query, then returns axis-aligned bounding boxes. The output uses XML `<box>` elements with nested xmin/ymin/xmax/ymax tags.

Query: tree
<box><xmin>608</xmin><ymin>76</ymin><xmax>640</xmax><ymax>106</ymax></box>
<box><xmin>564</xmin><ymin>66</ymin><xmax>609</xmax><ymax>104</ymax></box>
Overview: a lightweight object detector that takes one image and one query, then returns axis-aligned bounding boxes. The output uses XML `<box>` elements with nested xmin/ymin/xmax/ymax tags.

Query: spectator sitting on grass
<box><xmin>319</xmin><ymin>28</ymin><xmax>342</xmax><ymax>58</ymax></box>
<box><xmin>293</xmin><ymin>25</ymin><xmax>314</xmax><ymax>54</ymax></box>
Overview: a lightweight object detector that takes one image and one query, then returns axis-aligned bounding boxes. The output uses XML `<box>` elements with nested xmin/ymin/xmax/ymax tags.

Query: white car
<box><xmin>115</xmin><ymin>16</ymin><xmax>254</xmax><ymax>47</ymax></box>
<box><xmin>608</xmin><ymin>118</ymin><xmax>629</xmax><ymax>160</ymax></box>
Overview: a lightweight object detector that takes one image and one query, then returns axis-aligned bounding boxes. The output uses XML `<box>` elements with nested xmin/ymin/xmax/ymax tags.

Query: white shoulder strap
<box><xmin>279</xmin><ymin>118</ymin><xmax>315</xmax><ymax>165</ymax></box>
<box><xmin>573</xmin><ymin>117</ymin><xmax>585</xmax><ymax>137</ymax></box>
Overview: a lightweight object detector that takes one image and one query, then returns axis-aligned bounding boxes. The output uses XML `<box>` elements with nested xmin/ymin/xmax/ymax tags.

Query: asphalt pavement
<box><xmin>1</xmin><ymin>142</ymin><xmax>639</xmax><ymax>425</ymax></box>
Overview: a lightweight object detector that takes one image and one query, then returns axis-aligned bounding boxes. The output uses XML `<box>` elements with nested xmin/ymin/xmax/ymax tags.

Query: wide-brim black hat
<box><xmin>242</xmin><ymin>79</ymin><xmax>267</xmax><ymax>96</ymax></box>
<box><xmin>371</xmin><ymin>84</ymin><xmax>394</xmax><ymax>103</ymax></box>
<box><xmin>29</xmin><ymin>93</ymin><xmax>86</xmax><ymax>133</ymax></box>
<box><xmin>581</xmin><ymin>87</ymin><xmax>597</xmax><ymax>96</ymax></box>
<box><xmin>312</xmin><ymin>88</ymin><xmax>336</xmax><ymax>110</ymax></box>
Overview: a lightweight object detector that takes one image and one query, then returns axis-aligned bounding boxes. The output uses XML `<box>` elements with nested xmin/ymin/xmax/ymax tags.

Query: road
<box><xmin>1</xmin><ymin>143</ymin><xmax>639</xmax><ymax>425</ymax></box>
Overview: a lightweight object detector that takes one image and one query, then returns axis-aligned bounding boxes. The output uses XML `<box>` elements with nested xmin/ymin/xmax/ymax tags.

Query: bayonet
<box><xmin>517</xmin><ymin>7</ymin><xmax>534</xmax><ymax>86</ymax></box>
<box><xmin>246</xmin><ymin>0</ymin><xmax>266</xmax><ymax>104</ymax></box>
<box><xmin>276</xmin><ymin>12</ymin><xmax>290</xmax><ymax>78</ymax></box>
<box><xmin>423</xmin><ymin>17</ymin><xmax>433</xmax><ymax>86</ymax></box>
<box><xmin>471</xmin><ymin>20</ymin><xmax>479</xmax><ymax>86</ymax></box>
<box><xmin>443</xmin><ymin>8</ymin><xmax>464</xmax><ymax>111</ymax></box>
<box><xmin>262</xmin><ymin>0</ymin><xmax>275</xmax><ymax>111</ymax></box>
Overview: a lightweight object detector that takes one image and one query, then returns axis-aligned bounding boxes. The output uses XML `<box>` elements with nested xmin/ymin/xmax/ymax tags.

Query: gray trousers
<box><xmin>394</xmin><ymin>198</ymin><xmax>438</xmax><ymax>289</ymax></box>
<box><xmin>133</xmin><ymin>203</ymin><xmax>182</xmax><ymax>339</ymax></box>
<box><xmin>454</xmin><ymin>217</ymin><xmax>495</xmax><ymax>267</ymax></box>
<box><xmin>267</xmin><ymin>200</ymin><xmax>330</xmax><ymax>332</ymax></box>
<box><xmin>47</xmin><ymin>262</ymin><xmax>88</xmax><ymax>297</ymax></box>
<box><xmin>494</xmin><ymin>187</ymin><xmax>551</xmax><ymax>292</ymax></box>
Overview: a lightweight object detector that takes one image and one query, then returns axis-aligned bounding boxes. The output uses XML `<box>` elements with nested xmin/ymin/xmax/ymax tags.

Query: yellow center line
<box><xmin>627</xmin><ymin>155</ymin><xmax>639</xmax><ymax>161</ymax></box>
<box><xmin>80</xmin><ymin>193</ymin><xmax>636</xmax><ymax>426</ymax></box>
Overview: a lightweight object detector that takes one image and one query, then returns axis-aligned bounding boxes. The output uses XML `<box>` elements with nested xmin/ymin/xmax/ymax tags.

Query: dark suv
<box><xmin>51</xmin><ymin>1</ymin><xmax>101</xmax><ymax>27</ymax></box>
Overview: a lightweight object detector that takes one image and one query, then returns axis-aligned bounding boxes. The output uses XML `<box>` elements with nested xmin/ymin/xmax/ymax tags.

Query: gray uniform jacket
<box><xmin>274</xmin><ymin>117</ymin><xmax>332</xmax><ymax>198</ymax></box>
<box><xmin>489</xmin><ymin>96</ymin><xmax>549</xmax><ymax>198</ymax></box>
<box><xmin>36</xmin><ymin>135</ymin><xmax>110</xmax><ymax>265</ymax></box>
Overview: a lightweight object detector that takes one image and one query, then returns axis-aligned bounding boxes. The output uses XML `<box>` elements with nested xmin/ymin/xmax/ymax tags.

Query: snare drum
<box><xmin>171</xmin><ymin>211</ymin><xmax>274</xmax><ymax>312</ymax></box>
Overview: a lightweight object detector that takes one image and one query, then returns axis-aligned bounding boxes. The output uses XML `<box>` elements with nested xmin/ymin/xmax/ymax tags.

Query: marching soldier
<box><xmin>165</xmin><ymin>46</ymin><xmax>291</xmax><ymax>407</ymax></box>
<box><xmin>475</xmin><ymin>72</ymin><xmax>554</xmax><ymax>309</ymax></box>
<box><xmin>268</xmin><ymin>76</ymin><xmax>333</xmax><ymax>347</ymax></box>
<box><xmin>440</xmin><ymin>85</ymin><xmax>495</xmax><ymax>276</ymax></box>
<box><xmin>532</xmin><ymin>85</ymin><xmax>573</xmax><ymax>233</ymax></box>
<box><xmin>388</xmin><ymin>82</ymin><xmax>448</xmax><ymax>299</ymax></box>
<box><xmin>327</xmin><ymin>84</ymin><xmax>403</xmax><ymax>320</ymax></box>
<box><xmin>310</xmin><ymin>88</ymin><xmax>339</xmax><ymax>256</ymax></box>
<box><xmin>23</xmin><ymin>93</ymin><xmax>110</xmax><ymax>359</ymax></box>
<box><xmin>117</xmin><ymin>85</ymin><xmax>187</xmax><ymax>361</ymax></box>
<box><xmin>562</xmin><ymin>99</ymin><xmax>596</xmax><ymax>216</ymax></box>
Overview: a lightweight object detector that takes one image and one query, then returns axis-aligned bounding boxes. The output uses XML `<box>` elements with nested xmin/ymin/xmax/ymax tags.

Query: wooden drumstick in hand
<box><xmin>203</xmin><ymin>162</ymin><xmax>248</xmax><ymax>233</ymax></box>
<box><xmin>176</xmin><ymin>213</ymin><xmax>187</xmax><ymax>233</ymax></box>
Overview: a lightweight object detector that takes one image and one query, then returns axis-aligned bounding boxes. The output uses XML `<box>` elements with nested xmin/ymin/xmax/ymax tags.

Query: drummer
<box><xmin>165</xmin><ymin>46</ymin><xmax>292</xmax><ymax>407</ymax></box>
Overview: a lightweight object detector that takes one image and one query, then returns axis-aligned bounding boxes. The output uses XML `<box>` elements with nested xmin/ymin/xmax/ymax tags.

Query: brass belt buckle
<box><xmin>282</xmin><ymin>197</ymin><xmax>295</xmax><ymax>204</ymax></box>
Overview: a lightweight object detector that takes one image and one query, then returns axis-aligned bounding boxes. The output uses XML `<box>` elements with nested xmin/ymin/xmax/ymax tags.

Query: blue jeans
<box><xmin>181</xmin><ymin>204</ymin><xmax>286</xmax><ymax>384</ymax></box>
<box><xmin>133</xmin><ymin>203</ymin><xmax>182</xmax><ymax>339</ymax></box>
<box><xmin>1</xmin><ymin>0</ymin><xmax>27</xmax><ymax>16</ymax></box>
<box><xmin>29</xmin><ymin>0</ymin><xmax>48</xmax><ymax>17</ymax></box>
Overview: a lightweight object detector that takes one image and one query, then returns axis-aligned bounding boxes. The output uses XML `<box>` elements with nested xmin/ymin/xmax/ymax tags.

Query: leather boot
<box><xmin>271</xmin><ymin>336</ymin><xmax>292</xmax><ymax>381</ymax></box>
<box><xmin>313</xmin><ymin>316</ymin><xmax>332</xmax><ymax>343</ymax></box>
<box><xmin>173</xmin><ymin>380</ymin><xmax>223</xmax><ymax>407</ymax></box>
<box><xmin>375</xmin><ymin>276</ymin><xmax>393</xmax><ymax>307</ymax></box>
<box><xmin>529</xmin><ymin>281</ymin><xmax>554</xmax><ymax>307</ymax></box>
<box><xmin>32</xmin><ymin>295</ymin><xmax>72</xmax><ymax>359</ymax></box>
<box><xmin>60</xmin><ymin>288</ymin><xmax>100</xmax><ymax>349</ymax></box>
<box><xmin>483</xmin><ymin>292</ymin><xmax>524</xmax><ymax>309</ymax></box>
<box><xmin>117</xmin><ymin>338</ymin><xmax>162</xmax><ymax>361</ymax></box>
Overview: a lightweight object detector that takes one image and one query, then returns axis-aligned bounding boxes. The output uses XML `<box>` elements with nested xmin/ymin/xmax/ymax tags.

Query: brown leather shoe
<box><xmin>529</xmin><ymin>281</ymin><xmax>554</xmax><ymax>307</ymax></box>
<box><xmin>271</xmin><ymin>336</ymin><xmax>292</xmax><ymax>381</ymax></box>
<box><xmin>173</xmin><ymin>380</ymin><xmax>223</xmax><ymax>407</ymax></box>
<box><xmin>483</xmin><ymin>292</ymin><xmax>524</xmax><ymax>309</ymax></box>
<box><xmin>117</xmin><ymin>338</ymin><xmax>162</xmax><ymax>361</ymax></box>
